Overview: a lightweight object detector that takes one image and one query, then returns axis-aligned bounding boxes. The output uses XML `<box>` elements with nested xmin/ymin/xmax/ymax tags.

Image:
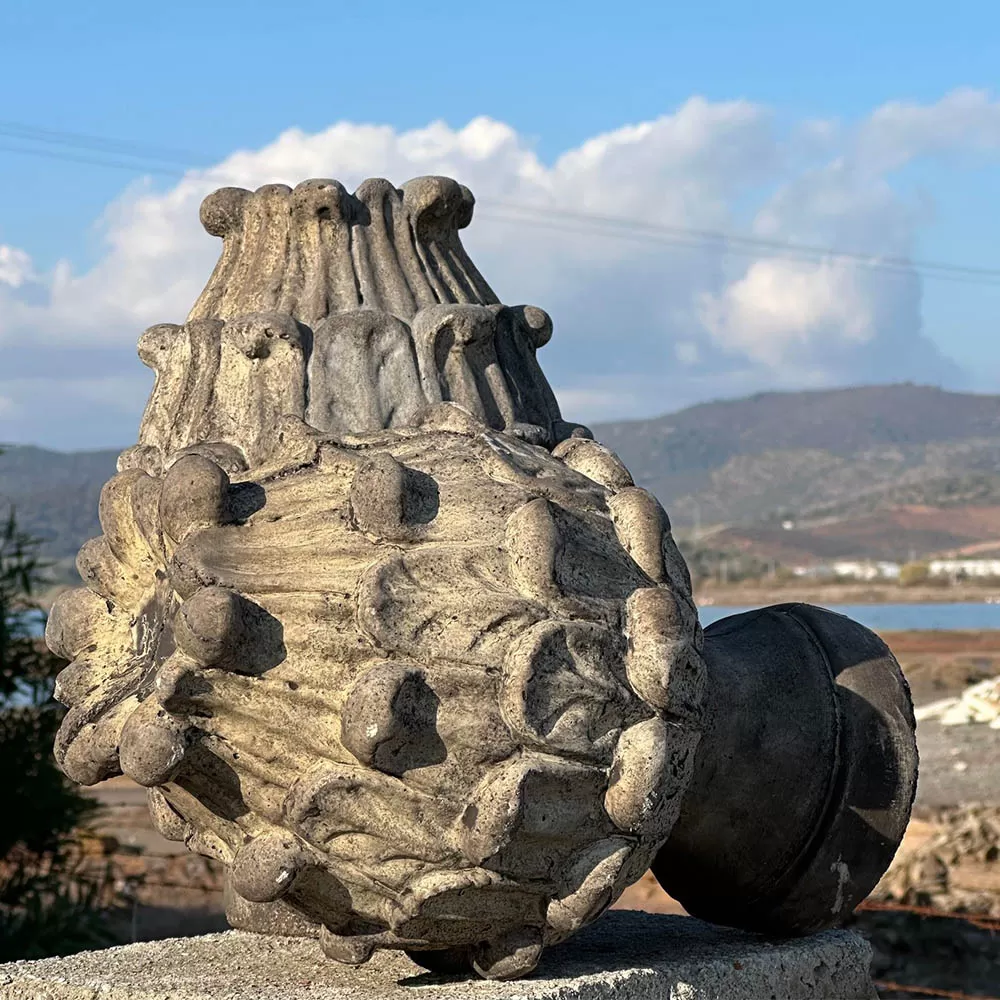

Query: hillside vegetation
<box><xmin>592</xmin><ymin>384</ymin><xmax>1000</xmax><ymax>541</ymax></box>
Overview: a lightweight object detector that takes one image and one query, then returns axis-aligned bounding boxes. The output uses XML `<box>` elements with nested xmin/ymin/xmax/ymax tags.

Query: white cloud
<box><xmin>0</xmin><ymin>246</ymin><xmax>34</xmax><ymax>288</ymax></box>
<box><xmin>699</xmin><ymin>259</ymin><xmax>875</xmax><ymax>366</ymax></box>
<box><xmin>0</xmin><ymin>100</ymin><xmax>777</xmax><ymax>346</ymax></box>
<box><xmin>4</xmin><ymin>90</ymin><xmax>1000</xmax><ymax>446</ymax></box>
<box><xmin>856</xmin><ymin>88</ymin><xmax>1000</xmax><ymax>172</ymax></box>
<box><xmin>549</xmin><ymin>387</ymin><xmax>629</xmax><ymax>422</ymax></box>
<box><xmin>675</xmin><ymin>341</ymin><xmax>700</xmax><ymax>365</ymax></box>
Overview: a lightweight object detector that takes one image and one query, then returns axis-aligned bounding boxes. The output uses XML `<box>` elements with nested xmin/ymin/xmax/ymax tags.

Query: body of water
<box><xmin>697</xmin><ymin>602</ymin><xmax>1000</xmax><ymax>632</ymax></box>
<box><xmin>21</xmin><ymin>602</ymin><xmax>1000</xmax><ymax>638</ymax></box>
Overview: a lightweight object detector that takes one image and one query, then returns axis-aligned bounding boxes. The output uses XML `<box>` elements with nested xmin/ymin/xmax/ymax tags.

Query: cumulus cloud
<box><xmin>0</xmin><ymin>246</ymin><xmax>34</xmax><ymax>289</ymax></box>
<box><xmin>700</xmin><ymin>259</ymin><xmax>876</xmax><ymax>366</ymax></box>
<box><xmin>1</xmin><ymin>89</ymin><xmax>997</xmax><ymax>448</ymax></box>
<box><xmin>856</xmin><ymin>88</ymin><xmax>1000</xmax><ymax>172</ymax></box>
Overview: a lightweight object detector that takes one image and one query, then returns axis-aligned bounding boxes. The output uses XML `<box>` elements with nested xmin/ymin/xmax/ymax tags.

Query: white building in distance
<box><xmin>833</xmin><ymin>561</ymin><xmax>902</xmax><ymax>581</ymax></box>
<box><xmin>792</xmin><ymin>561</ymin><xmax>901</xmax><ymax>580</ymax></box>
<box><xmin>928</xmin><ymin>559</ymin><xmax>1000</xmax><ymax>578</ymax></box>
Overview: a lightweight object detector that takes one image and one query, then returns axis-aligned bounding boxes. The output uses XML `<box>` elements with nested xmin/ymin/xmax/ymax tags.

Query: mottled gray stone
<box><xmin>46</xmin><ymin>173</ymin><xmax>917</xmax><ymax>981</ymax></box>
<box><xmin>0</xmin><ymin>912</ymin><xmax>877</xmax><ymax>1000</ymax></box>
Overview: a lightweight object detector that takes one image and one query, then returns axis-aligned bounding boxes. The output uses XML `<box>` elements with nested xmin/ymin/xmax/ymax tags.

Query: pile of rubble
<box><xmin>915</xmin><ymin>676</ymin><xmax>1000</xmax><ymax>728</ymax></box>
<box><xmin>873</xmin><ymin>805</ymin><xmax>1000</xmax><ymax>917</ymax></box>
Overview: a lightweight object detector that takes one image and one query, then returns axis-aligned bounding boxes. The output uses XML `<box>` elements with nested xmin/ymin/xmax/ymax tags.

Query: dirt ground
<box><xmin>881</xmin><ymin>629</ymin><xmax>1000</xmax><ymax>703</ymax></box>
<box><xmin>82</xmin><ymin>777</ymin><xmax>227</xmax><ymax>943</ymax></box>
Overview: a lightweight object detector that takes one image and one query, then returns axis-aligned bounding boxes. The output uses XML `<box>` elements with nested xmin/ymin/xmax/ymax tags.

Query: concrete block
<box><xmin>0</xmin><ymin>911</ymin><xmax>876</xmax><ymax>999</ymax></box>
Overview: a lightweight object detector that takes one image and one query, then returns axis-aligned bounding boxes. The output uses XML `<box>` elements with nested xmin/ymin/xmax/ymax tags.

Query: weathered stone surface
<box><xmin>47</xmin><ymin>173</ymin><xmax>917</xmax><ymax>981</ymax></box>
<box><xmin>656</xmin><ymin>605</ymin><xmax>918</xmax><ymax>935</ymax></box>
<box><xmin>0</xmin><ymin>913</ymin><xmax>877</xmax><ymax>999</ymax></box>
<box><xmin>49</xmin><ymin>175</ymin><xmax>707</xmax><ymax>979</ymax></box>
<box><xmin>127</xmin><ymin>177</ymin><xmax>588</xmax><ymax>473</ymax></box>
<box><xmin>51</xmin><ymin>426</ymin><xmax>704</xmax><ymax>977</ymax></box>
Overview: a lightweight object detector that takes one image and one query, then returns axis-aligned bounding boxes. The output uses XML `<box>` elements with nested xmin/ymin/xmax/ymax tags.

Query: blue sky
<box><xmin>2</xmin><ymin>0</ymin><xmax>1000</xmax><ymax>449</ymax></box>
<box><xmin>5</xmin><ymin>0</ymin><xmax>1000</xmax><ymax>254</ymax></box>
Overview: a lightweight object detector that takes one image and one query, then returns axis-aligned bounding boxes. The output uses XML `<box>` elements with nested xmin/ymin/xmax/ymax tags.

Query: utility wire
<box><xmin>0</xmin><ymin>142</ymin><xmax>189</xmax><ymax>177</ymax></box>
<box><xmin>4</xmin><ymin>120</ymin><xmax>1000</xmax><ymax>286</ymax></box>
<box><xmin>476</xmin><ymin>209</ymin><xmax>1000</xmax><ymax>286</ymax></box>
<box><xmin>486</xmin><ymin>201</ymin><xmax>1000</xmax><ymax>283</ymax></box>
<box><xmin>0</xmin><ymin>121</ymin><xmax>205</xmax><ymax>165</ymax></box>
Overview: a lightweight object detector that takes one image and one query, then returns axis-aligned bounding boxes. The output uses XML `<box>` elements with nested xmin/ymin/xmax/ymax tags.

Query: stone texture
<box><xmin>128</xmin><ymin>177</ymin><xmax>586</xmax><ymax>473</ymax></box>
<box><xmin>657</xmin><ymin>604</ymin><xmax>919</xmax><ymax>937</ymax></box>
<box><xmin>0</xmin><ymin>912</ymin><xmax>877</xmax><ymax>999</ymax></box>
<box><xmin>46</xmin><ymin>173</ymin><xmax>917</xmax><ymax>981</ymax></box>
<box><xmin>49</xmin><ymin>421</ymin><xmax>704</xmax><ymax>979</ymax></box>
<box><xmin>47</xmin><ymin>175</ymin><xmax>706</xmax><ymax>980</ymax></box>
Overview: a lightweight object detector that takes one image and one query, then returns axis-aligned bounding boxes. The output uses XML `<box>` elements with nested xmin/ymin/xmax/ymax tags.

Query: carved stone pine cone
<box><xmin>48</xmin><ymin>175</ymin><xmax>707</xmax><ymax>980</ymax></box>
<box><xmin>48</xmin><ymin>413</ymin><xmax>706</xmax><ymax>979</ymax></box>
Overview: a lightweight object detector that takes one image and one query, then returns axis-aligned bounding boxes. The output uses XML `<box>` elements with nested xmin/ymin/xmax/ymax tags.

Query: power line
<box><xmin>0</xmin><ymin>142</ymin><xmax>189</xmax><ymax>177</ymax></box>
<box><xmin>0</xmin><ymin>121</ymin><xmax>205</xmax><ymax>165</ymax></box>
<box><xmin>485</xmin><ymin>201</ymin><xmax>1000</xmax><ymax>284</ymax></box>
<box><xmin>475</xmin><ymin>209</ymin><xmax>1000</xmax><ymax>286</ymax></box>
<box><xmin>3</xmin><ymin>120</ymin><xmax>1000</xmax><ymax>287</ymax></box>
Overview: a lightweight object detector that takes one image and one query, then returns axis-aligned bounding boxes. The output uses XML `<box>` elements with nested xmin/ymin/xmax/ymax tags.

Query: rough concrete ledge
<box><xmin>0</xmin><ymin>911</ymin><xmax>876</xmax><ymax>1000</ymax></box>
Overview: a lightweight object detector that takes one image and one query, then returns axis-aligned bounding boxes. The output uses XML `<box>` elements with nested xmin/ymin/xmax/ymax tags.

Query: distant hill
<box><xmin>5</xmin><ymin>384</ymin><xmax>1000</xmax><ymax>580</ymax></box>
<box><xmin>0</xmin><ymin>445</ymin><xmax>120</xmax><ymax>584</ymax></box>
<box><xmin>591</xmin><ymin>384</ymin><xmax>1000</xmax><ymax>537</ymax></box>
<box><xmin>706</xmin><ymin>505</ymin><xmax>1000</xmax><ymax>566</ymax></box>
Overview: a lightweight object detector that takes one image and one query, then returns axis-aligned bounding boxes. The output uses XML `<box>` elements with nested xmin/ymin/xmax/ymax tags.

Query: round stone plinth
<box><xmin>0</xmin><ymin>911</ymin><xmax>875</xmax><ymax>999</ymax></box>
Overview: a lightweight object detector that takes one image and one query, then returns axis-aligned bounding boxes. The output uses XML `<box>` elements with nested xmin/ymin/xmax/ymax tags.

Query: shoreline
<box><xmin>693</xmin><ymin>583</ymin><xmax>1000</xmax><ymax>606</ymax></box>
<box><xmin>37</xmin><ymin>584</ymin><xmax>1000</xmax><ymax>612</ymax></box>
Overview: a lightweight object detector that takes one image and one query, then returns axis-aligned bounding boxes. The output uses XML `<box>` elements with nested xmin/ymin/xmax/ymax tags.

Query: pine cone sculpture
<box><xmin>47</xmin><ymin>177</ymin><xmax>707</xmax><ymax>980</ymax></box>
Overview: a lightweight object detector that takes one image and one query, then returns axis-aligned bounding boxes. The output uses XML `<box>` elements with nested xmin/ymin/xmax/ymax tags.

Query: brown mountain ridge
<box><xmin>4</xmin><ymin>383</ymin><xmax>1000</xmax><ymax>575</ymax></box>
<box><xmin>592</xmin><ymin>384</ymin><xmax>1000</xmax><ymax>561</ymax></box>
